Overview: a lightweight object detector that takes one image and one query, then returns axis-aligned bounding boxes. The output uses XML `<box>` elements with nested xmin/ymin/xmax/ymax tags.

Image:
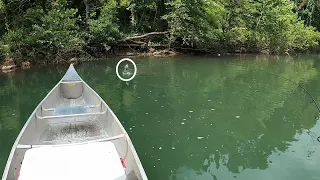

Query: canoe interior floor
<box><xmin>39</xmin><ymin>115</ymin><xmax>108</xmax><ymax>144</ymax></box>
<box><xmin>60</xmin><ymin>96</ymin><xmax>87</xmax><ymax>107</ymax></box>
<box><xmin>53</xmin><ymin>96</ymin><xmax>93</xmax><ymax>115</ymax></box>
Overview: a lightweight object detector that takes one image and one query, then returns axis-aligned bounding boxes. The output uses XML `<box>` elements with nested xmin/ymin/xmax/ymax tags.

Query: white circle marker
<box><xmin>116</xmin><ymin>58</ymin><xmax>137</xmax><ymax>82</ymax></box>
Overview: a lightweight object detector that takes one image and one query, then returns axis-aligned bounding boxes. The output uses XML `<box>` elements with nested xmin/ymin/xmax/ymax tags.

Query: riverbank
<box><xmin>1</xmin><ymin>45</ymin><xmax>317</xmax><ymax>73</ymax></box>
<box><xmin>1</xmin><ymin>0</ymin><xmax>320</xmax><ymax>74</ymax></box>
<box><xmin>0</xmin><ymin>48</ymin><xmax>182</xmax><ymax>73</ymax></box>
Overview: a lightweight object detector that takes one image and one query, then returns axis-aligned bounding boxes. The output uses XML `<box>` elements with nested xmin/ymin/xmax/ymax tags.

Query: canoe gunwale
<box><xmin>80</xmin><ymin>80</ymin><xmax>148</xmax><ymax>180</ymax></box>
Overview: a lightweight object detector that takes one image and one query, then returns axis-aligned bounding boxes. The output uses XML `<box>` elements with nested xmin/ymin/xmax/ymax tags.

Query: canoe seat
<box><xmin>41</xmin><ymin>102</ymin><xmax>101</xmax><ymax>116</ymax></box>
<box><xmin>36</xmin><ymin>110</ymin><xmax>107</xmax><ymax>120</ymax></box>
<box><xmin>54</xmin><ymin>106</ymin><xmax>89</xmax><ymax>115</ymax></box>
<box><xmin>18</xmin><ymin>142</ymin><xmax>126</xmax><ymax>180</ymax></box>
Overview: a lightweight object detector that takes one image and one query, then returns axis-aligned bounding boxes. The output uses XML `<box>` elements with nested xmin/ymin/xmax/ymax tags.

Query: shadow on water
<box><xmin>2</xmin><ymin>55</ymin><xmax>320</xmax><ymax>180</ymax></box>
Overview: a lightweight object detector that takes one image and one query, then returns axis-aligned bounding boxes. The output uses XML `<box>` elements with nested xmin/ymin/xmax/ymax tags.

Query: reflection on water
<box><xmin>170</xmin><ymin>122</ymin><xmax>320</xmax><ymax>180</ymax></box>
<box><xmin>1</xmin><ymin>55</ymin><xmax>320</xmax><ymax>179</ymax></box>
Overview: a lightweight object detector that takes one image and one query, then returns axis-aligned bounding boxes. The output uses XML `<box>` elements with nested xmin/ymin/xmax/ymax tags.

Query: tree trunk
<box><xmin>131</xmin><ymin>8</ymin><xmax>136</xmax><ymax>28</ymax></box>
<box><xmin>84</xmin><ymin>0</ymin><xmax>89</xmax><ymax>23</ymax></box>
<box><xmin>4</xmin><ymin>4</ymin><xmax>9</xmax><ymax>31</ymax></box>
<box><xmin>116</xmin><ymin>0</ymin><xmax>120</xmax><ymax>6</ymax></box>
<box><xmin>298</xmin><ymin>0</ymin><xmax>308</xmax><ymax>10</ymax></box>
<box><xmin>157</xmin><ymin>0</ymin><xmax>166</xmax><ymax>31</ymax></box>
<box><xmin>125</xmin><ymin>31</ymin><xmax>169</xmax><ymax>40</ymax></box>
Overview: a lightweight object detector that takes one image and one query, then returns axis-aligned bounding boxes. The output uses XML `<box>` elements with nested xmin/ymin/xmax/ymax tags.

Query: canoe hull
<box><xmin>1</xmin><ymin>65</ymin><xmax>148</xmax><ymax>180</ymax></box>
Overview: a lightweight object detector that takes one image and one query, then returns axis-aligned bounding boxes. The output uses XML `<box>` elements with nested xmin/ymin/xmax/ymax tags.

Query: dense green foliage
<box><xmin>0</xmin><ymin>0</ymin><xmax>320</xmax><ymax>63</ymax></box>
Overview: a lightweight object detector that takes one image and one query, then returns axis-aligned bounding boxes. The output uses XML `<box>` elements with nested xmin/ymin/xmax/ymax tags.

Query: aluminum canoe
<box><xmin>1</xmin><ymin>64</ymin><xmax>148</xmax><ymax>180</ymax></box>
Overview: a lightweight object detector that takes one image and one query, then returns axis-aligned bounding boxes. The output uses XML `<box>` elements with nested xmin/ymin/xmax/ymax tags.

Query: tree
<box><xmin>1</xmin><ymin>0</ymin><xmax>84</xmax><ymax>63</ymax></box>
<box><xmin>163</xmin><ymin>0</ymin><xmax>225</xmax><ymax>49</ymax></box>
<box><xmin>1</xmin><ymin>0</ymin><xmax>320</xmax><ymax>63</ymax></box>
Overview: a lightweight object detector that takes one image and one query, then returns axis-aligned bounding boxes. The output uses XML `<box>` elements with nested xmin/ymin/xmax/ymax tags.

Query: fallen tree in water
<box><xmin>113</xmin><ymin>31</ymin><xmax>170</xmax><ymax>47</ymax></box>
<box><xmin>125</xmin><ymin>31</ymin><xmax>169</xmax><ymax>40</ymax></box>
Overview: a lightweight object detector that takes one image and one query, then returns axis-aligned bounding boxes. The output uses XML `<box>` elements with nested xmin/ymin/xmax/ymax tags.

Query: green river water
<box><xmin>1</xmin><ymin>55</ymin><xmax>320</xmax><ymax>180</ymax></box>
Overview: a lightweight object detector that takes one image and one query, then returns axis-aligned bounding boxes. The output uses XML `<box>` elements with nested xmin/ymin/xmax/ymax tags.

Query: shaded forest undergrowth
<box><xmin>1</xmin><ymin>0</ymin><xmax>320</xmax><ymax>69</ymax></box>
